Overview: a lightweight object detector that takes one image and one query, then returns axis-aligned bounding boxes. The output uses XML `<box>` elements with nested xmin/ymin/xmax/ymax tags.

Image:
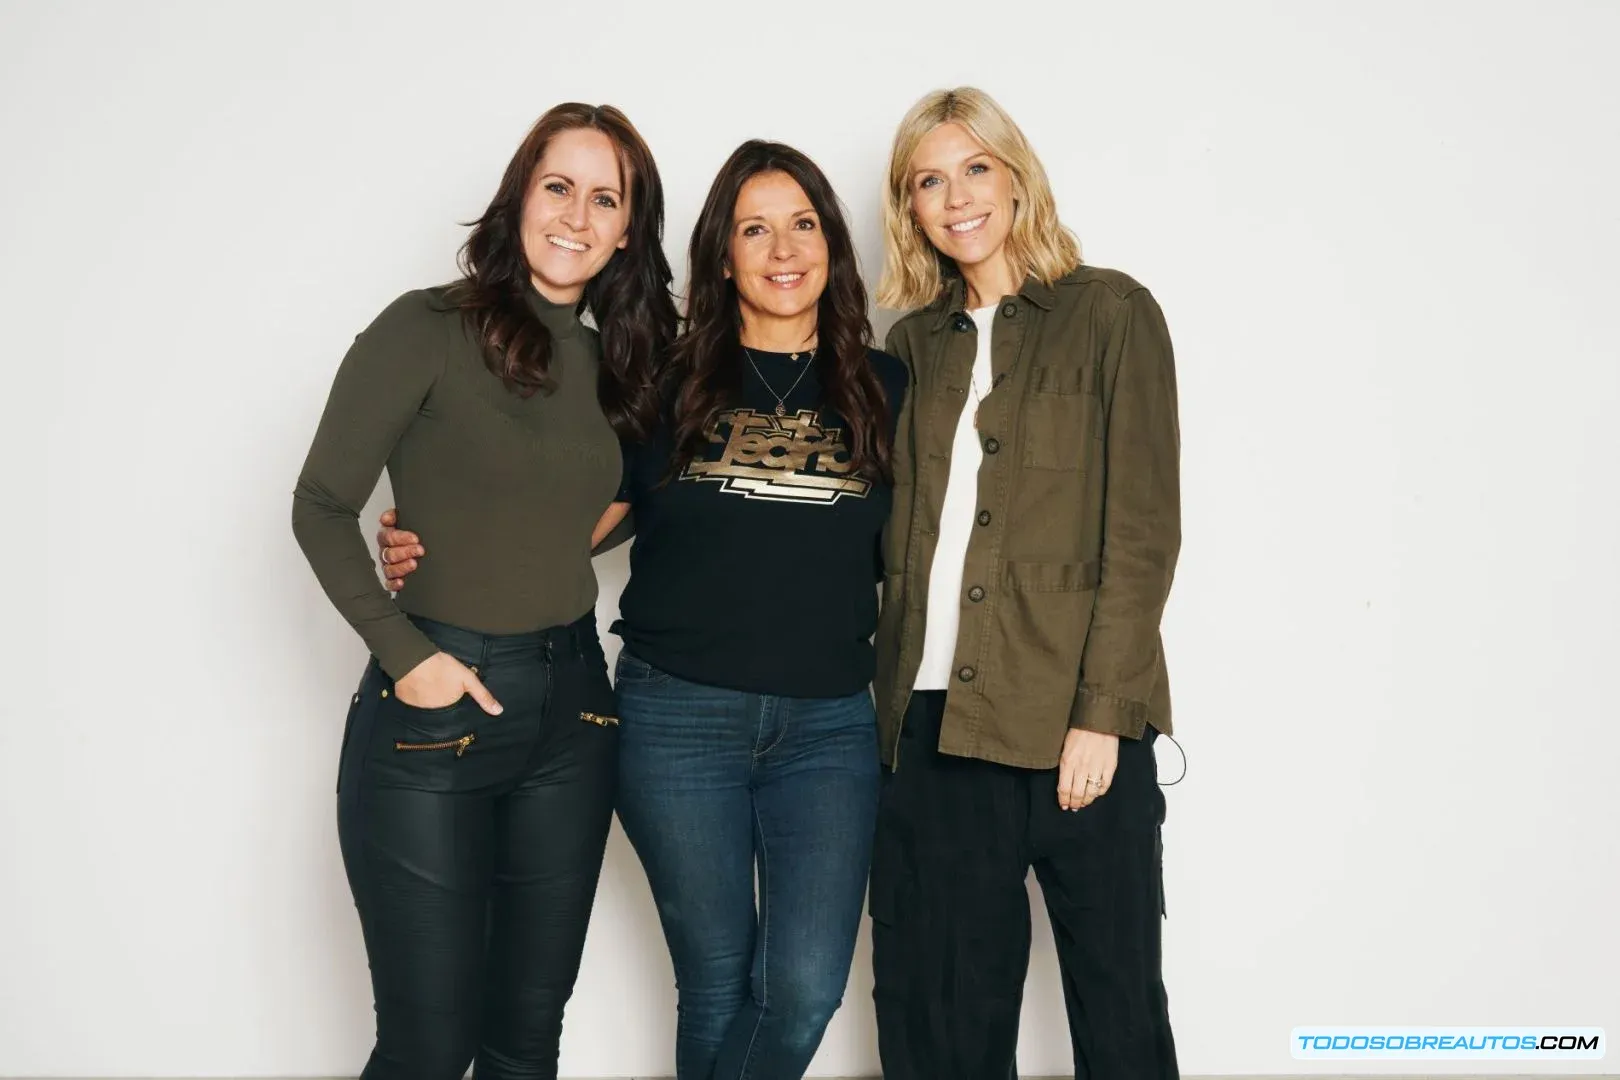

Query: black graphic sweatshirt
<box><xmin>611</xmin><ymin>346</ymin><xmax>909</xmax><ymax>698</ymax></box>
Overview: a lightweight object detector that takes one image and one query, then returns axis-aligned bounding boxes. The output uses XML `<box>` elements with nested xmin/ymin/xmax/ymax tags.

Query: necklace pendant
<box><xmin>774</xmin><ymin>403</ymin><xmax>786</xmax><ymax>417</ymax></box>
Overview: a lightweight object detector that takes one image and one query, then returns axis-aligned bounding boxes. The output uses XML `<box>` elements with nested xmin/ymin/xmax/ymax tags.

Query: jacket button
<box><xmin>968</xmin><ymin>586</ymin><xmax>985</xmax><ymax>602</ymax></box>
<box><xmin>977</xmin><ymin>510</ymin><xmax>991</xmax><ymax>526</ymax></box>
<box><xmin>957</xmin><ymin>666</ymin><xmax>976</xmax><ymax>682</ymax></box>
<box><xmin>951</xmin><ymin>313</ymin><xmax>974</xmax><ymax>332</ymax></box>
<box><xmin>1001</xmin><ymin>302</ymin><xmax>1018</xmax><ymax>319</ymax></box>
<box><xmin>984</xmin><ymin>437</ymin><xmax>1000</xmax><ymax>454</ymax></box>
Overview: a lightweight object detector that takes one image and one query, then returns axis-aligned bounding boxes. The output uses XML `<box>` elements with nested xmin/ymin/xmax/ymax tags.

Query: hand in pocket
<box><xmin>394</xmin><ymin>652</ymin><xmax>503</xmax><ymax>715</ymax></box>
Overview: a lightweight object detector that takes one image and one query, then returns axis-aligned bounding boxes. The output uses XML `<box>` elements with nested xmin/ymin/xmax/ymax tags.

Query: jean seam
<box><xmin>615</xmin><ymin>648</ymin><xmax>671</xmax><ymax>686</ymax></box>
<box><xmin>731</xmin><ymin>800</ymin><xmax>770</xmax><ymax>1079</ymax></box>
<box><xmin>753</xmin><ymin>695</ymin><xmax>789</xmax><ymax>760</ymax></box>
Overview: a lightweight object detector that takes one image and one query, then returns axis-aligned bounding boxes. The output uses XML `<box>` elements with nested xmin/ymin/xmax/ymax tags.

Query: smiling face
<box><xmin>907</xmin><ymin>121</ymin><xmax>1016</xmax><ymax>280</ymax></box>
<box><xmin>519</xmin><ymin>127</ymin><xmax>632</xmax><ymax>305</ymax></box>
<box><xmin>725</xmin><ymin>170</ymin><xmax>829</xmax><ymax>336</ymax></box>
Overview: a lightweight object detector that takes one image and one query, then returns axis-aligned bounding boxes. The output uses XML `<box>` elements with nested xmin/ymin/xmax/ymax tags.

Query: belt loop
<box><xmin>477</xmin><ymin>634</ymin><xmax>492</xmax><ymax>673</ymax></box>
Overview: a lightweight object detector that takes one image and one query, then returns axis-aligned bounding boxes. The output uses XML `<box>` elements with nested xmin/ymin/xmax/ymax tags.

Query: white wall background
<box><xmin>2</xmin><ymin>0</ymin><xmax>1617</xmax><ymax>1076</ymax></box>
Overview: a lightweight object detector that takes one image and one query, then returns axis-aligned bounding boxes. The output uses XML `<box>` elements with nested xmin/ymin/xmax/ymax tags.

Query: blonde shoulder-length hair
<box><xmin>877</xmin><ymin>87</ymin><xmax>1081</xmax><ymax>311</ymax></box>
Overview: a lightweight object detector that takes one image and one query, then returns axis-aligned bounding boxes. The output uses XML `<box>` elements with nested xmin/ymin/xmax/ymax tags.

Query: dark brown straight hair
<box><xmin>666</xmin><ymin>140</ymin><xmax>892</xmax><ymax>480</ymax></box>
<box><xmin>448</xmin><ymin>103</ymin><xmax>677</xmax><ymax>440</ymax></box>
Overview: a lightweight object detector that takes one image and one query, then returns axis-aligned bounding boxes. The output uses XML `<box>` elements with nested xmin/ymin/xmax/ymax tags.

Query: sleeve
<box><xmin>877</xmin><ymin>332</ymin><xmax>916</xmax><ymax>582</ymax></box>
<box><xmin>1069</xmin><ymin>288</ymin><xmax>1181</xmax><ymax>737</ymax></box>
<box><xmin>614</xmin><ymin>437</ymin><xmax>637</xmax><ymax>503</ymax></box>
<box><xmin>882</xmin><ymin>322</ymin><xmax>910</xmax><ymax>365</ymax></box>
<box><xmin>590</xmin><ymin>437</ymin><xmax>639</xmax><ymax>555</ymax></box>
<box><xmin>290</xmin><ymin>292</ymin><xmax>443</xmax><ymax>679</ymax></box>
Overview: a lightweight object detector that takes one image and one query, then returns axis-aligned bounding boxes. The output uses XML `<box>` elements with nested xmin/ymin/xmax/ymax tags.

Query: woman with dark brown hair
<box><xmin>290</xmin><ymin>103</ymin><xmax>677</xmax><ymax>1080</ymax></box>
<box><xmin>380</xmin><ymin>140</ymin><xmax>907</xmax><ymax>1079</ymax></box>
<box><xmin>606</xmin><ymin>141</ymin><xmax>903</xmax><ymax>1079</ymax></box>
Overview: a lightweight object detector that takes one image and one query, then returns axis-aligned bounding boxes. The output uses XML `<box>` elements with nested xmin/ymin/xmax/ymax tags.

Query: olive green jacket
<box><xmin>874</xmin><ymin>265</ymin><xmax>1181</xmax><ymax>769</ymax></box>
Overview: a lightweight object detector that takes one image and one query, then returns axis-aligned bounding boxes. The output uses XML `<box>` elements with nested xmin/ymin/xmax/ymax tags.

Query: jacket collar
<box><xmin>927</xmin><ymin>273</ymin><xmax>1056</xmax><ymax>330</ymax></box>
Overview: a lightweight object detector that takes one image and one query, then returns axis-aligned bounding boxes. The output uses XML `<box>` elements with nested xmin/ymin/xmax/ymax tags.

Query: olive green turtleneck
<box><xmin>292</xmin><ymin>284</ymin><xmax>620</xmax><ymax>677</ymax></box>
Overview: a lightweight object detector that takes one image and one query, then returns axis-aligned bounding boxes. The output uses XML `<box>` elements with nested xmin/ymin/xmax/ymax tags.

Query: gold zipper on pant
<box><xmin>580</xmin><ymin>712</ymin><xmax>619</xmax><ymax>727</ymax></box>
<box><xmin>394</xmin><ymin>733</ymin><xmax>477</xmax><ymax>757</ymax></box>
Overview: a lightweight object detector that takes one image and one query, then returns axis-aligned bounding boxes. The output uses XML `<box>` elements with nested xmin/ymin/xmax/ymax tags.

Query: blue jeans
<box><xmin>613</xmin><ymin>649</ymin><xmax>880</xmax><ymax>1080</ymax></box>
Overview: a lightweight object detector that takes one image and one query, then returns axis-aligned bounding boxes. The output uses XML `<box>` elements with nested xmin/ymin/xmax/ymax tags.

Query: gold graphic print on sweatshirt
<box><xmin>681</xmin><ymin>408</ymin><xmax>872</xmax><ymax>504</ymax></box>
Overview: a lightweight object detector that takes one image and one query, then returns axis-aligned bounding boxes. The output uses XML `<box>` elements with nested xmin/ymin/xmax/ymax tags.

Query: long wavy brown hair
<box><xmin>448</xmin><ymin>103</ymin><xmax>677</xmax><ymax>440</ymax></box>
<box><xmin>666</xmin><ymin>141</ymin><xmax>892</xmax><ymax>481</ymax></box>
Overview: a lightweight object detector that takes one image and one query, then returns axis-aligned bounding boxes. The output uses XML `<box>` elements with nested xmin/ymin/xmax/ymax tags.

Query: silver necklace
<box><xmin>743</xmin><ymin>345</ymin><xmax>816</xmax><ymax>417</ymax></box>
<box><xmin>968</xmin><ymin>366</ymin><xmax>990</xmax><ymax>429</ymax></box>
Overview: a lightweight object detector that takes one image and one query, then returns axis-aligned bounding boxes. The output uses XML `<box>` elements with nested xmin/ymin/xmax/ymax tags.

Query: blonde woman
<box><xmin>867</xmin><ymin>87</ymin><xmax>1181</xmax><ymax>1079</ymax></box>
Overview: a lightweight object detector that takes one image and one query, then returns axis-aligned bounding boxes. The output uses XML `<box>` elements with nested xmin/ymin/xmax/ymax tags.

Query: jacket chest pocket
<box><xmin>1023</xmin><ymin>365</ymin><xmax>1100</xmax><ymax>471</ymax></box>
<box><xmin>918</xmin><ymin>382</ymin><xmax>970</xmax><ymax>462</ymax></box>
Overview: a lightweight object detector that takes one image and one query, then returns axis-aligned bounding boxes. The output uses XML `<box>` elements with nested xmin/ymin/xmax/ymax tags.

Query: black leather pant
<box><xmin>335</xmin><ymin>612</ymin><xmax>619</xmax><ymax>1080</ymax></box>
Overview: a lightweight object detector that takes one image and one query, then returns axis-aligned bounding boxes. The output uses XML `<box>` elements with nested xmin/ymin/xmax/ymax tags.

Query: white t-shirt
<box><xmin>914</xmin><ymin>304</ymin><xmax>998</xmax><ymax>690</ymax></box>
